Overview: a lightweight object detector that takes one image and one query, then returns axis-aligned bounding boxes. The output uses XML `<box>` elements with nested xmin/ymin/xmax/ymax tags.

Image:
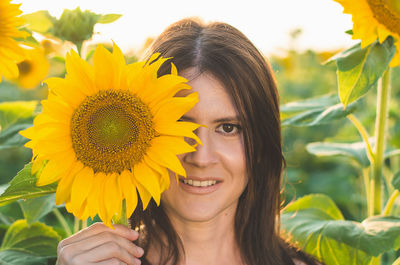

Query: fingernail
<box><xmin>137</xmin><ymin>247</ymin><xmax>144</xmax><ymax>256</ymax></box>
<box><xmin>131</xmin><ymin>229</ymin><xmax>139</xmax><ymax>236</ymax></box>
<box><xmin>135</xmin><ymin>258</ymin><xmax>142</xmax><ymax>265</ymax></box>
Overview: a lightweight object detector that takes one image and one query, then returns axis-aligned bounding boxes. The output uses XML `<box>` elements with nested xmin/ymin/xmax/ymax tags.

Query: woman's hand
<box><xmin>57</xmin><ymin>222</ymin><xmax>144</xmax><ymax>265</ymax></box>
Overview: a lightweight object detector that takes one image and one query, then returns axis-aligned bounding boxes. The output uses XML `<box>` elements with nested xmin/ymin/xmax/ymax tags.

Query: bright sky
<box><xmin>17</xmin><ymin>0</ymin><xmax>357</xmax><ymax>56</ymax></box>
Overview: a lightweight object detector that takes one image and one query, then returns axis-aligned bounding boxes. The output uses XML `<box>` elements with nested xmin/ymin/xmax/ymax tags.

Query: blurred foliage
<box><xmin>271</xmin><ymin>37</ymin><xmax>400</xmax><ymax>222</ymax></box>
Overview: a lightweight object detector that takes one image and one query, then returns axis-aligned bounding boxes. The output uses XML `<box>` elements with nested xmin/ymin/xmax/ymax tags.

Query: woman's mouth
<box><xmin>178</xmin><ymin>178</ymin><xmax>221</xmax><ymax>194</ymax></box>
<box><xmin>180</xmin><ymin>179</ymin><xmax>218</xmax><ymax>187</ymax></box>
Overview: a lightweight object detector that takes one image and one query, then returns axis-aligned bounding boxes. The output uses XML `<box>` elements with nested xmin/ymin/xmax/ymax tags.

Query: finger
<box><xmin>66</xmin><ymin>231</ymin><xmax>144</xmax><ymax>258</ymax></box>
<box><xmin>59</xmin><ymin>223</ymin><xmax>138</xmax><ymax>251</ymax></box>
<box><xmin>95</xmin><ymin>259</ymin><xmax>131</xmax><ymax>265</ymax></box>
<box><xmin>79</xmin><ymin>241</ymin><xmax>141</xmax><ymax>265</ymax></box>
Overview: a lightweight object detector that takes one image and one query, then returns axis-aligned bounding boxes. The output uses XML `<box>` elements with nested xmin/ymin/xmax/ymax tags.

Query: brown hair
<box><xmin>130</xmin><ymin>17</ymin><xmax>319</xmax><ymax>265</ymax></box>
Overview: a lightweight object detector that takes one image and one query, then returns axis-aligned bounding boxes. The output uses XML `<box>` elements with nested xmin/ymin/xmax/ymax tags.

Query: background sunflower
<box><xmin>0</xmin><ymin>0</ymin><xmax>29</xmax><ymax>81</ymax></box>
<box><xmin>12</xmin><ymin>46</ymin><xmax>50</xmax><ymax>89</ymax></box>
<box><xmin>334</xmin><ymin>0</ymin><xmax>400</xmax><ymax>67</ymax></box>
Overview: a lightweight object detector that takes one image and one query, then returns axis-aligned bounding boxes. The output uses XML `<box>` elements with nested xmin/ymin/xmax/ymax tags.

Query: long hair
<box><xmin>130</xmin><ymin>18</ymin><xmax>316</xmax><ymax>265</ymax></box>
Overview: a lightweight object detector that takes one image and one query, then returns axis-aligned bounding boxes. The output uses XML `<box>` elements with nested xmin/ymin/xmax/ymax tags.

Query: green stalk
<box><xmin>52</xmin><ymin>208</ymin><xmax>72</xmax><ymax>237</ymax></box>
<box><xmin>112</xmin><ymin>199</ymin><xmax>129</xmax><ymax>227</ymax></box>
<box><xmin>74</xmin><ymin>217</ymin><xmax>80</xmax><ymax>233</ymax></box>
<box><xmin>76</xmin><ymin>41</ymin><xmax>83</xmax><ymax>57</ymax></box>
<box><xmin>371</xmin><ymin>68</ymin><xmax>392</xmax><ymax>215</ymax></box>
<box><xmin>383</xmin><ymin>190</ymin><xmax>399</xmax><ymax>216</ymax></box>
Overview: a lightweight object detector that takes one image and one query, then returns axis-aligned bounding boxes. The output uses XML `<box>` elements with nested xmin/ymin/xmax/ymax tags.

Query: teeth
<box><xmin>182</xmin><ymin>179</ymin><xmax>217</xmax><ymax>187</ymax></box>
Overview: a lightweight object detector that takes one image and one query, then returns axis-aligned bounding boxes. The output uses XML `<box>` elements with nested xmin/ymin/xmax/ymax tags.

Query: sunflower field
<box><xmin>0</xmin><ymin>1</ymin><xmax>400</xmax><ymax>265</ymax></box>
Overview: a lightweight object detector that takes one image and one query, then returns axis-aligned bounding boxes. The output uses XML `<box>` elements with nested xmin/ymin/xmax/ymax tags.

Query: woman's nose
<box><xmin>183</xmin><ymin>127</ymin><xmax>218</xmax><ymax>167</ymax></box>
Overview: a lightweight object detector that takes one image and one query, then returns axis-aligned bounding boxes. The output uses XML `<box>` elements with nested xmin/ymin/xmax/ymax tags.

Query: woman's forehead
<box><xmin>177</xmin><ymin>71</ymin><xmax>239</xmax><ymax>121</ymax></box>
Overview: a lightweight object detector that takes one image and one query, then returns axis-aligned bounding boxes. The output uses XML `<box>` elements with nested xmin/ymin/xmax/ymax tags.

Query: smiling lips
<box><xmin>178</xmin><ymin>177</ymin><xmax>221</xmax><ymax>194</ymax></box>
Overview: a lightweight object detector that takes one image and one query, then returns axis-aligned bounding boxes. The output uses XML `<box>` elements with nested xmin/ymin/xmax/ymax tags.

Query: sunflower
<box><xmin>13</xmin><ymin>46</ymin><xmax>49</xmax><ymax>89</ymax></box>
<box><xmin>334</xmin><ymin>0</ymin><xmax>400</xmax><ymax>67</ymax></box>
<box><xmin>20</xmin><ymin>43</ymin><xmax>201</xmax><ymax>227</ymax></box>
<box><xmin>0</xmin><ymin>0</ymin><xmax>29</xmax><ymax>81</ymax></box>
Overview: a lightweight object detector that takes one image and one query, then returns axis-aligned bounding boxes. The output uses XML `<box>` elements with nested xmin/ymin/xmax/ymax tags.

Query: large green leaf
<box><xmin>0</xmin><ymin>123</ymin><xmax>30</xmax><ymax>149</ymax></box>
<box><xmin>18</xmin><ymin>194</ymin><xmax>56</xmax><ymax>225</ymax></box>
<box><xmin>307</xmin><ymin>140</ymin><xmax>400</xmax><ymax>168</ymax></box>
<box><xmin>281</xmin><ymin>94</ymin><xmax>339</xmax><ymax>113</ymax></box>
<box><xmin>282</xmin><ymin>194</ymin><xmax>400</xmax><ymax>265</ymax></box>
<box><xmin>1</xmin><ymin>220</ymin><xmax>60</xmax><ymax>257</ymax></box>
<box><xmin>0</xmin><ymin>163</ymin><xmax>56</xmax><ymax>206</ymax></box>
<box><xmin>281</xmin><ymin>98</ymin><xmax>358</xmax><ymax>127</ymax></box>
<box><xmin>306</xmin><ymin>141</ymin><xmax>371</xmax><ymax>167</ymax></box>
<box><xmin>329</xmin><ymin>37</ymin><xmax>395</xmax><ymax>107</ymax></box>
<box><xmin>0</xmin><ymin>250</ymin><xmax>47</xmax><ymax>265</ymax></box>
<box><xmin>0</xmin><ymin>101</ymin><xmax>37</xmax><ymax>132</ymax></box>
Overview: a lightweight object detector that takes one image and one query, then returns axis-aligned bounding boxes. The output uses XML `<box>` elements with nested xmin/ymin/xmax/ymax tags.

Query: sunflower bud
<box><xmin>52</xmin><ymin>7</ymin><xmax>98</xmax><ymax>45</ymax></box>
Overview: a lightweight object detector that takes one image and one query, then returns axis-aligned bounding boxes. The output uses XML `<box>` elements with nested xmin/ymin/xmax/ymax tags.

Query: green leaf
<box><xmin>282</xmin><ymin>194</ymin><xmax>400</xmax><ymax>265</ymax></box>
<box><xmin>0</xmin><ymin>163</ymin><xmax>57</xmax><ymax>207</ymax></box>
<box><xmin>97</xmin><ymin>14</ymin><xmax>122</xmax><ymax>24</ymax></box>
<box><xmin>0</xmin><ymin>249</ymin><xmax>47</xmax><ymax>265</ymax></box>
<box><xmin>281</xmin><ymin>99</ymin><xmax>358</xmax><ymax>127</ymax></box>
<box><xmin>21</xmin><ymin>11</ymin><xmax>53</xmax><ymax>33</ymax></box>
<box><xmin>1</xmin><ymin>220</ymin><xmax>60</xmax><ymax>257</ymax></box>
<box><xmin>0</xmin><ymin>101</ymin><xmax>37</xmax><ymax>132</ymax></box>
<box><xmin>306</xmin><ymin>140</ymin><xmax>371</xmax><ymax>167</ymax></box>
<box><xmin>330</xmin><ymin>37</ymin><xmax>395</xmax><ymax>107</ymax></box>
<box><xmin>281</xmin><ymin>94</ymin><xmax>339</xmax><ymax>113</ymax></box>
<box><xmin>391</xmin><ymin>171</ymin><xmax>400</xmax><ymax>191</ymax></box>
<box><xmin>0</xmin><ymin>201</ymin><xmax>23</xmax><ymax>225</ymax></box>
<box><xmin>284</xmin><ymin>194</ymin><xmax>344</xmax><ymax>220</ymax></box>
<box><xmin>0</xmin><ymin>123</ymin><xmax>30</xmax><ymax>149</ymax></box>
<box><xmin>306</xmin><ymin>140</ymin><xmax>400</xmax><ymax>168</ymax></box>
<box><xmin>18</xmin><ymin>194</ymin><xmax>56</xmax><ymax>225</ymax></box>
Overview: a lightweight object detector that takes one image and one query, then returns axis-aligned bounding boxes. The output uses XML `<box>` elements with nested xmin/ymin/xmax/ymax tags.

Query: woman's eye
<box><xmin>218</xmin><ymin>123</ymin><xmax>241</xmax><ymax>135</ymax></box>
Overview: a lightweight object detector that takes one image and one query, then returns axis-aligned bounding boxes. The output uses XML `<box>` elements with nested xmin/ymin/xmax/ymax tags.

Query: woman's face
<box><xmin>161</xmin><ymin>69</ymin><xmax>248</xmax><ymax>223</ymax></box>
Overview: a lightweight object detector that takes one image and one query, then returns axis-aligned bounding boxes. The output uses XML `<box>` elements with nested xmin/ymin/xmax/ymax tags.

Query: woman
<box><xmin>57</xmin><ymin>18</ymin><xmax>322</xmax><ymax>265</ymax></box>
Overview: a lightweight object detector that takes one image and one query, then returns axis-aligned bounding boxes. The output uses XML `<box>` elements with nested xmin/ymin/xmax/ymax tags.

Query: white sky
<box><xmin>17</xmin><ymin>0</ymin><xmax>357</xmax><ymax>56</ymax></box>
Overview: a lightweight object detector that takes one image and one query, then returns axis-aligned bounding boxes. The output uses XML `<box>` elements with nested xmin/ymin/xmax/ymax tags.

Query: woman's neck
<box><xmin>166</xmin><ymin>207</ymin><xmax>244</xmax><ymax>265</ymax></box>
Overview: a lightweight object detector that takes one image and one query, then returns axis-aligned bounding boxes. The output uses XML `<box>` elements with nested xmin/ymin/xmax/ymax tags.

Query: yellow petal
<box><xmin>119</xmin><ymin>170</ymin><xmax>138</xmax><ymax>218</ymax></box>
<box><xmin>153</xmin><ymin>92</ymin><xmax>199</xmax><ymax>124</ymax></box>
<box><xmin>155</xmin><ymin>121</ymin><xmax>202</xmax><ymax>146</ymax></box>
<box><xmin>85</xmin><ymin>172</ymin><xmax>107</xmax><ymax>219</ymax></box>
<box><xmin>55</xmin><ymin>162</ymin><xmax>84</xmax><ymax>205</ymax></box>
<box><xmin>93</xmin><ymin>45</ymin><xmax>114</xmax><ymax>91</ymax></box>
<box><xmin>133</xmin><ymin>177</ymin><xmax>152</xmax><ymax>210</ymax></box>
<box><xmin>36</xmin><ymin>154</ymin><xmax>75</xmax><ymax>186</ymax></box>
<box><xmin>103</xmin><ymin>173</ymin><xmax>122</xmax><ymax>223</ymax></box>
<box><xmin>152</xmin><ymin>135</ymin><xmax>196</xmax><ymax>155</ymax></box>
<box><xmin>65</xmin><ymin>49</ymin><xmax>96</xmax><ymax>96</ymax></box>
<box><xmin>70</xmin><ymin>166</ymin><xmax>95</xmax><ymax>214</ymax></box>
<box><xmin>45</xmin><ymin>77</ymin><xmax>85</xmax><ymax>108</ymax></box>
<box><xmin>144</xmin><ymin>156</ymin><xmax>170</xmax><ymax>191</ymax></box>
<box><xmin>147</xmin><ymin>142</ymin><xmax>187</xmax><ymax>177</ymax></box>
<box><xmin>133</xmin><ymin>161</ymin><xmax>161</xmax><ymax>205</ymax></box>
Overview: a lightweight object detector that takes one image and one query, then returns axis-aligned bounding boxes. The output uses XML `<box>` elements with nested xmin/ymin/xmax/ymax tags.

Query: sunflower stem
<box><xmin>112</xmin><ymin>199</ymin><xmax>129</xmax><ymax>227</ymax></box>
<box><xmin>74</xmin><ymin>217</ymin><xmax>80</xmax><ymax>233</ymax></box>
<box><xmin>383</xmin><ymin>190</ymin><xmax>400</xmax><ymax>216</ymax></box>
<box><xmin>371</xmin><ymin>67</ymin><xmax>391</xmax><ymax>216</ymax></box>
<box><xmin>76</xmin><ymin>41</ymin><xmax>83</xmax><ymax>57</ymax></box>
<box><xmin>52</xmin><ymin>208</ymin><xmax>72</xmax><ymax>237</ymax></box>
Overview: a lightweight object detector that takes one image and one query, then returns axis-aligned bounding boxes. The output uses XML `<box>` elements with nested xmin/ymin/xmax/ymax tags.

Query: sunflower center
<box><xmin>71</xmin><ymin>90</ymin><xmax>156</xmax><ymax>174</ymax></box>
<box><xmin>367</xmin><ymin>0</ymin><xmax>400</xmax><ymax>36</ymax></box>
<box><xmin>17</xmin><ymin>61</ymin><xmax>32</xmax><ymax>76</ymax></box>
